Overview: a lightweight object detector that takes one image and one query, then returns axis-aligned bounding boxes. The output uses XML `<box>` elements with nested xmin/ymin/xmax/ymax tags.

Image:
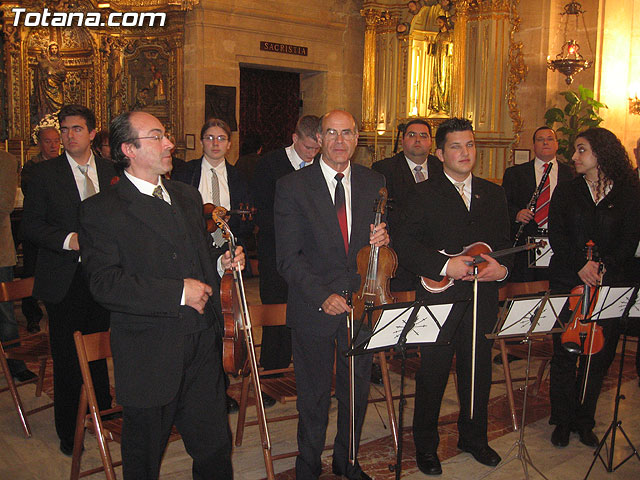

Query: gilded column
<box><xmin>360</xmin><ymin>8</ymin><xmax>382</xmax><ymax>132</ymax></box>
<box><xmin>451</xmin><ymin>0</ymin><xmax>470</xmax><ymax>118</ymax></box>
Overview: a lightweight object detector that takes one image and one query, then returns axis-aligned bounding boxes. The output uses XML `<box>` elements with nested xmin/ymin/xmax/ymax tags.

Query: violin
<box><xmin>202</xmin><ymin>203</ymin><xmax>255</xmax><ymax>233</ymax></box>
<box><xmin>420</xmin><ymin>240</ymin><xmax>546</xmax><ymax>293</ymax></box>
<box><xmin>561</xmin><ymin>240</ymin><xmax>605</xmax><ymax>356</ymax></box>
<box><xmin>209</xmin><ymin>208</ymin><xmax>272</xmax><ymax>451</ymax></box>
<box><xmin>352</xmin><ymin>187</ymin><xmax>398</xmax><ymax>327</ymax></box>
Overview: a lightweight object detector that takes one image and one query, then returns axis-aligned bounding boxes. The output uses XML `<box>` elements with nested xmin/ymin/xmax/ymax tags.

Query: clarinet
<box><xmin>513</xmin><ymin>162</ymin><xmax>553</xmax><ymax>247</ymax></box>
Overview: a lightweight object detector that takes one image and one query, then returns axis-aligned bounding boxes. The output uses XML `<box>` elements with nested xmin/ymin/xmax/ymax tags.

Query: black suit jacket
<box><xmin>372</xmin><ymin>152</ymin><xmax>442</xmax><ymax>290</ymax></box>
<box><xmin>252</xmin><ymin>148</ymin><xmax>294</xmax><ymax>302</ymax></box>
<box><xmin>22</xmin><ymin>154</ymin><xmax>117</xmax><ymax>303</ymax></box>
<box><xmin>394</xmin><ymin>174</ymin><xmax>512</xmax><ymax>329</ymax></box>
<box><xmin>274</xmin><ymin>160</ymin><xmax>386</xmax><ymax>336</ymax></box>
<box><xmin>171</xmin><ymin>157</ymin><xmax>252</xmax><ymax>240</ymax></box>
<box><xmin>78</xmin><ymin>175</ymin><xmax>224</xmax><ymax>407</ymax></box>
<box><xmin>501</xmin><ymin>159</ymin><xmax>574</xmax><ymax>240</ymax></box>
<box><xmin>548</xmin><ymin>176</ymin><xmax>640</xmax><ymax>292</ymax></box>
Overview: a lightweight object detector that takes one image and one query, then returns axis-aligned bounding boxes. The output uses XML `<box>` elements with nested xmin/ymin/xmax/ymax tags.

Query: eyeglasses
<box><xmin>325</xmin><ymin>128</ymin><xmax>356</xmax><ymax>140</ymax></box>
<box><xmin>133</xmin><ymin>134</ymin><xmax>170</xmax><ymax>142</ymax></box>
<box><xmin>202</xmin><ymin>134</ymin><xmax>228</xmax><ymax>142</ymax></box>
<box><xmin>405</xmin><ymin>132</ymin><xmax>430</xmax><ymax>139</ymax></box>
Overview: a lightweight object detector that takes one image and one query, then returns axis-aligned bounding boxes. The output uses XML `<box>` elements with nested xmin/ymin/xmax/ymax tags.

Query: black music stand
<box><xmin>483</xmin><ymin>291</ymin><xmax>572</xmax><ymax>480</ymax></box>
<box><xmin>348</xmin><ymin>298</ymin><xmax>466</xmax><ymax>480</ymax></box>
<box><xmin>583</xmin><ymin>285</ymin><xmax>640</xmax><ymax>479</ymax></box>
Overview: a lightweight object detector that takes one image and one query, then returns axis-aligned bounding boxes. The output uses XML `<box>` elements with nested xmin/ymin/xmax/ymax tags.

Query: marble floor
<box><xmin>1</xmin><ymin>277</ymin><xmax>639</xmax><ymax>479</ymax></box>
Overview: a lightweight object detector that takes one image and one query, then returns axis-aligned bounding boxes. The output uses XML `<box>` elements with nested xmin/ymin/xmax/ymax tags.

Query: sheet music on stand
<box><xmin>488</xmin><ymin>292</ymin><xmax>577</xmax><ymax>340</ymax></box>
<box><xmin>349</xmin><ymin>300</ymin><xmax>458</xmax><ymax>356</ymax></box>
<box><xmin>527</xmin><ymin>235</ymin><xmax>552</xmax><ymax>268</ymax></box>
<box><xmin>587</xmin><ymin>286</ymin><xmax>640</xmax><ymax>320</ymax></box>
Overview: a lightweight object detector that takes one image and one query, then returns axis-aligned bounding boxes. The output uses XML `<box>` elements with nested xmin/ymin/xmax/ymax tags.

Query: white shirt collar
<box><xmin>534</xmin><ymin>156</ymin><xmax>555</xmax><ymax>169</ymax></box>
<box><xmin>285</xmin><ymin>144</ymin><xmax>313</xmax><ymax>170</ymax></box>
<box><xmin>124</xmin><ymin>170</ymin><xmax>169</xmax><ymax>202</ymax></box>
<box><xmin>66</xmin><ymin>150</ymin><xmax>95</xmax><ymax>170</ymax></box>
<box><xmin>444</xmin><ymin>171</ymin><xmax>471</xmax><ymax>191</ymax></box>
<box><xmin>319</xmin><ymin>156</ymin><xmax>351</xmax><ymax>185</ymax></box>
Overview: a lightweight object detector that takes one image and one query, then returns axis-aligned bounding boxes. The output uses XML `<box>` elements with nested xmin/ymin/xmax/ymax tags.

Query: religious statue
<box><xmin>149</xmin><ymin>64</ymin><xmax>166</xmax><ymax>104</ymax></box>
<box><xmin>428</xmin><ymin>16</ymin><xmax>453</xmax><ymax>114</ymax></box>
<box><xmin>104</xmin><ymin>37</ymin><xmax>124</xmax><ymax>118</ymax></box>
<box><xmin>33</xmin><ymin>42</ymin><xmax>67</xmax><ymax>120</ymax></box>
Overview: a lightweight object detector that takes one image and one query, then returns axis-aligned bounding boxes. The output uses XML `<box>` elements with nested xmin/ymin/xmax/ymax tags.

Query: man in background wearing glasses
<box><xmin>372</xmin><ymin>118</ymin><xmax>442</xmax><ymax>292</ymax></box>
<box><xmin>172</xmin><ymin>118</ymin><xmax>253</xmax><ymax>412</ymax></box>
<box><xmin>22</xmin><ymin>104</ymin><xmax>116</xmax><ymax>456</ymax></box>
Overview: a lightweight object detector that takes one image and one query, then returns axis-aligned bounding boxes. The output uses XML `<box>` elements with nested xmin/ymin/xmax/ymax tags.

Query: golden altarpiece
<box><xmin>0</xmin><ymin>0</ymin><xmax>194</xmax><ymax>161</ymax></box>
<box><xmin>358</xmin><ymin>0</ymin><xmax>526</xmax><ymax>180</ymax></box>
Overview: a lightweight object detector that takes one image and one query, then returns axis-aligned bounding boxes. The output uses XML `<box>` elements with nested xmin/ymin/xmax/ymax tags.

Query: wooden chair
<box><xmin>497</xmin><ymin>280</ymin><xmax>553</xmax><ymax>431</ymax></box>
<box><xmin>0</xmin><ymin>277</ymin><xmax>53</xmax><ymax>437</ymax></box>
<box><xmin>71</xmin><ymin>330</ymin><xmax>180</xmax><ymax>480</ymax></box>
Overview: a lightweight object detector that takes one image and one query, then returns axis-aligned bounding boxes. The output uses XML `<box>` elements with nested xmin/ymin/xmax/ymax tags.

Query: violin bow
<box><xmin>580</xmin><ymin>261</ymin><xmax>604</xmax><ymax>405</ymax></box>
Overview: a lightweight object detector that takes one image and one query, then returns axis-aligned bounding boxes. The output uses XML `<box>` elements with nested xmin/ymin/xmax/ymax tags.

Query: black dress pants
<box><xmin>121</xmin><ymin>328</ymin><xmax>232</xmax><ymax>480</ymax></box>
<box><xmin>292</xmin><ymin>321</ymin><xmax>372</xmax><ymax>479</ymax></box>
<box><xmin>45</xmin><ymin>267</ymin><xmax>111</xmax><ymax>445</ymax></box>
<box><xmin>549</xmin><ymin>319</ymin><xmax>620</xmax><ymax>430</ymax></box>
<box><xmin>413</xmin><ymin>305</ymin><xmax>495</xmax><ymax>454</ymax></box>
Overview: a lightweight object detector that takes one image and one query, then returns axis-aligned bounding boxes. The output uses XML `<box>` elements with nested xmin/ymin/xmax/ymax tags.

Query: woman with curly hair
<box><xmin>547</xmin><ymin>127</ymin><xmax>640</xmax><ymax>449</ymax></box>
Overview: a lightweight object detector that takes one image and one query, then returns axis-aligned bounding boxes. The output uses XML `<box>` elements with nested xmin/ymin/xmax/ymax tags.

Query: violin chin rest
<box><xmin>562</xmin><ymin>342</ymin><xmax>582</xmax><ymax>355</ymax></box>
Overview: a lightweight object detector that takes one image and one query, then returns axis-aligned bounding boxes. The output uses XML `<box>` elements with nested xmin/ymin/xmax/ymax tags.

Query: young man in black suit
<box><xmin>275</xmin><ymin>110</ymin><xmax>389</xmax><ymax>480</ymax></box>
<box><xmin>372</xmin><ymin>118</ymin><xmax>443</xmax><ymax>291</ymax></box>
<box><xmin>22</xmin><ymin>104</ymin><xmax>116</xmax><ymax>456</ymax></box>
<box><xmin>252</xmin><ymin>115</ymin><xmax>320</xmax><ymax>372</ymax></box>
<box><xmin>395</xmin><ymin>118</ymin><xmax>512</xmax><ymax>475</ymax></box>
<box><xmin>172</xmin><ymin>118</ymin><xmax>253</xmax><ymax>411</ymax></box>
<box><xmin>501</xmin><ymin>126</ymin><xmax>573</xmax><ymax>282</ymax></box>
<box><xmin>79</xmin><ymin>111</ymin><xmax>243</xmax><ymax>479</ymax></box>
<box><xmin>172</xmin><ymin>118</ymin><xmax>252</xmax><ymax>249</ymax></box>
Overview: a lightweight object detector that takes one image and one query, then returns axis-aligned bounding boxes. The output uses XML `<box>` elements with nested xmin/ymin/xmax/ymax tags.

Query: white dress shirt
<box><xmin>319</xmin><ymin>156</ymin><xmax>352</xmax><ymax>241</ymax></box>
<box><xmin>405</xmin><ymin>156</ymin><xmax>429</xmax><ymax>182</ymax></box>
<box><xmin>198</xmin><ymin>158</ymin><xmax>231</xmax><ymax>209</ymax></box>
<box><xmin>534</xmin><ymin>157</ymin><xmax>559</xmax><ymax>197</ymax></box>
<box><xmin>63</xmin><ymin>151</ymin><xmax>99</xmax><ymax>251</ymax></box>
<box><xmin>286</xmin><ymin>144</ymin><xmax>314</xmax><ymax>170</ymax></box>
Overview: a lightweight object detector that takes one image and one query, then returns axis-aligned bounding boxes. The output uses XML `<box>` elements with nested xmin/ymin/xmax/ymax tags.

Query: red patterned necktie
<box><xmin>334</xmin><ymin>173</ymin><xmax>348</xmax><ymax>254</ymax></box>
<box><xmin>534</xmin><ymin>163</ymin><xmax>551</xmax><ymax>227</ymax></box>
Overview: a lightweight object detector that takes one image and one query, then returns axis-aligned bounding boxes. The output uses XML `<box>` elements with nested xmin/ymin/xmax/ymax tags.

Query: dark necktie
<box><xmin>334</xmin><ymin>173</ymin><xmax>348</xmax><ymax>254</ymax></box>
<box><xmin>152</xmin><ymin>185</ymin><xmax>165</xmax><ymax>201</ymax></box>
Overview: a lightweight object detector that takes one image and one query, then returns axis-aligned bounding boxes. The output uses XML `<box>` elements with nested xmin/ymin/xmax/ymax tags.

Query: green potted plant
<box><xmin>543</xmin><ymin>85</ymin><xmax>607</xmax><ymax>163</ymax></box>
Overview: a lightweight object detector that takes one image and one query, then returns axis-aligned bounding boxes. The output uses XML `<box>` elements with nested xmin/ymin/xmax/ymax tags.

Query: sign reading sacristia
<box><xmin>260</xmin><ymin>41</ymin><xmax>308</xmax><ymax>56</ymax></box>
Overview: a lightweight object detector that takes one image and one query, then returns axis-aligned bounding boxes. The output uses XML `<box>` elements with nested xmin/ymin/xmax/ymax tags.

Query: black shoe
<box><xmin>331</xmin><ymin>462</ymin><xmax>372</xmax><ymax>480</ymax></box>
<box><xmin>492</xmin><ymin>353</ymin><xmax>520</xmax><ymax>365</ymax></box>
<box><xmin>262</xmin><ymin>393</ymin><xmax>276</xmax><ymax>408</ymax></box>
<box><xmin>59</xmin><ymin>439</ymin><xmax>74</xmax><ymax>457</ymax></box>
<box><xmin>370</xmin><ymin>363</ymin><xmax>384</xmax><ymax>385</ymax></box>
<box><xmin>12</xmin><ymin>369</ymin><xmax>37</xmax><ymax>383</ymax></box>
<box><xmin>226</xmin><ymin>394</ymin><xmax>239</xmax><ymax>413</ymax></box>
<box><xmin>458</xmin><ymin>443</ymin><xmax>501</xmax><ymax>467</ymax></box>
<box><xmin>27</xmin><ymin>321</ymin><xmax>41</xmax><ymax>333</ymax></box>
<box><xmin>551</xmin><ymin>424</ymin><xmax>570</xmax><ymax>447</ymax></box>
<box><xmin>416</xmin><ymin>451</ymin><xmax>442</xmax><ymax>475</ymax></box>
<box><xmin>573</xmin><ymin>427</ymin><xmax>599</xmax><ymax>447</ymax></box>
